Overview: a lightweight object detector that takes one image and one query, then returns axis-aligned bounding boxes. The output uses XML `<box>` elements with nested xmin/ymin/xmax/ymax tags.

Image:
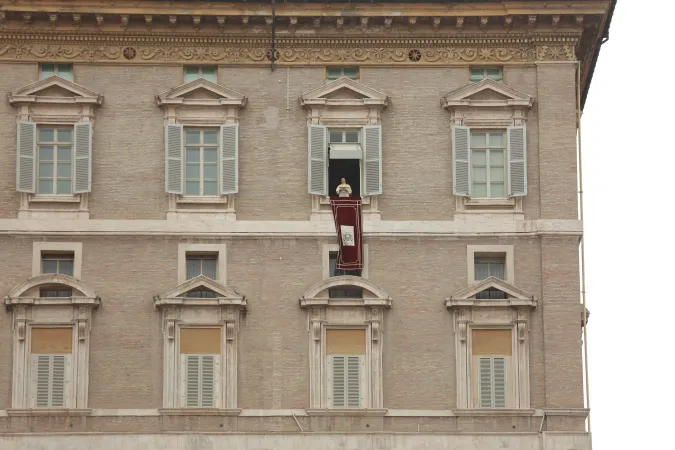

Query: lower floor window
<box><xmin>472</xmin><ymin>329</ymin><xmax>512</xmax><ymax>408</ymax></box>
<box><xmin>180</xmin><ymin>327</ymin><xmax>221</xmax><ymax>408</ymax></box>
<box><xmin>326</xmin><ymin>329</ymin><xmax>365</xmax><ymax>408</ymax></box>
<box><xmin>328</xmin><ymin>251</ymin><xmax>363</xmax><ymax>298</ymax></box>
<box><xmin>478</xmin><ymin>356</ymin><xmax>507</xmax><ymax>408</ymax></box>
<box><xmin>30</xmin><ymin>327</ymin><xmax>73</xmax><ymax>408</ymax></box>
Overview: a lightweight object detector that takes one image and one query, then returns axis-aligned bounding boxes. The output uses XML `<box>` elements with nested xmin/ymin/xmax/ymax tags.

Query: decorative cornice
<box><xmin>0</xmin><ymin>31</ymin><xmax>579</xmax><ymax>64</ymax></box>
<box><xmin>8</xmin><ymin>75</ymin><xmax>103</xmax><ymax>105</ymax></box>
<box><xmin>156</xmin><ymin>78</ymin><xmax>247</xmax><ymax>108</ymax></box>
<box><xmin>301</xmin><ymin>77</ymin><xmax>389</xmax><ymax>107</ymax></box>
<box><xmin>5</xmin><ymin>273</ymin><xmax>99</xmax><ymax>300</ymax></box>
<box><xmin>445</xmin><ymin>276</ymin><xmax>537</xmax><ymax>310</ymax></box>
<box><xmin>300</xmin><ymin>275</ymin><xmax>392</xmax><ymax>307</ymax></box>
<box><xmin>442</xmin><ymin>78</ymin><xmax>533</xmax><ymax>109</ymax></box>
<box><xmin>153</xmin><ymin>275</ymin><xmax>247</xmax><ymax>309</ymax></box>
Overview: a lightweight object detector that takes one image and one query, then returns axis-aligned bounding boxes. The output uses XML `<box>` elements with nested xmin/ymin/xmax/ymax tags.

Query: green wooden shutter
<box><xmin>363</xmin><ymin>125</ymin><xmax>383</xmax><ymax>196</ymax></box>
<box><xmin>308</xmin><ymin>124</ymin><xmax>327</xmax><ymax>195</ymax></box>
<box><xmin>507</xmin><ymin>125</ymin><xmax>527</xmax><ymax>196</ymax></box>
<box><xmin>200</xmin><ymin>355</ymin><xmax>215</xmax><ymax>407</ymax></box>
<box><xmin>35</xmin><ymin>355</ymin><xmax>51</xmax><ymax>407</ymax></box>
<box><xmin>331</xmin><ymin>355</ymin><xmax>346</xmax><ymax>408</ymax></box>
<box><xmin>73</xmin><ymin>122</ymin><xmax>92</xmax><ymax>193</ymax></box>
<box><xmin>452</xmin><ymin>126</ymin><xmax>470</xmax><ymax>196</ymax></box>
<box><xmin>16</xmin><ymin>121</ymin><xmax>36</xmax><ymax>193</ymax></box>
<box><xmin>220</xmin><ymin>124</ymin><xmax>238</xmax><ymax>195</ymax></box>
<box><xmin>186</xmin><ymin>354</ymin><xmax>200</xmax><ymax>407</ymax></box>
<box><xmin>165</xmin><ymin>123</ymin><xmax>184</xmax><ymax>194</ymax></box>
<box><xmin>346</xmin><ymin>355</ymin><xmax>362</xmax><ymax>408</ymax></box>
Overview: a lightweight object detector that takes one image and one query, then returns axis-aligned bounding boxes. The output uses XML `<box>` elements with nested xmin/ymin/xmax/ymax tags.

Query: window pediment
<box><xmin>8</xmin><ymin>76</ymin><xmax>103</xmax><ymax>106</ymax></box>
<box><xmin>154</xmin><ymin>275</ymin><xmax>246</xmax><ymax>309</ymax></box>
<box><xmin>441</xmin><ymin>78</ymin><xmax>533</xmax><ymax>109</ymax></box>
<box><xmin>300</xmin><ymin>276</ymin><xmax>392</xmax><ymax>308</ymax></box>
<box><xmin>4</xmin><ymin>274</ymin><xmax>100</xmax><ymax>307</ymax></box>
<box><xmin>156</xmin><ymin>79</ymin><xmax>247</xmax><ymax>108</ymax></box>
<box><xmin>301</xmin><ymin>77</ymin><xmax>389</xmax><ymax>108</ymax></box>
<box><xmin>446</xmin><ymin>277</ymin><xmax>536</xmax><ymax>309</ymax></box>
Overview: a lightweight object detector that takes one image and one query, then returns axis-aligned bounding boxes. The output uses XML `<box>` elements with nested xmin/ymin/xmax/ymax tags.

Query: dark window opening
<box><xmin>328</xmin><ymin>251</ymin><xmax>363</xmax><ymax>298</ymax></box>
<box><xmin>328</xmin><ymin>158</ymin><xmax>360</xmax><ymax>198</ymax></box>
<box><xmin>475</xmin><ymin>288</ymin><xmax>507</xmax><ymax>300</ymax></box>
<box><xmin>186</xmin><ymin>288</ymin><xmax>217</xmax><ymax>298</ymax></box>
<box><xmin>40</xmin><ymin>288</ymin><xmax>73</xmax><ymax>298</ymax></box>
<box><xmin>41</xmin><ymin>252</ymin><xmax>75</xmax><ymax>276</ymax></box>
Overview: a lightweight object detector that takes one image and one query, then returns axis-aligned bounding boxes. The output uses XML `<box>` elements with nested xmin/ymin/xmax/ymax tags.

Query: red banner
<box><xmin>330</xmin><ymin>197</ymin><xmax>363</xmax><ymax>271</ymax></box>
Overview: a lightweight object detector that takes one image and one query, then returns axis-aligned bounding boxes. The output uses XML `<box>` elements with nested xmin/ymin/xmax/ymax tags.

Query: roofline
<box><xmin>581</xmin><ymin>0</ymin><xmax>616</xmax><ymax>109</ymax></box>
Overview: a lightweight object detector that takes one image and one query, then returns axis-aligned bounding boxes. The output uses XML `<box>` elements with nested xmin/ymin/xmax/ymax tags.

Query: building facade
<box><xmin>0</xmin><ymin>1</ymin><xmax>613</xmax><ymax>449</ymax></box>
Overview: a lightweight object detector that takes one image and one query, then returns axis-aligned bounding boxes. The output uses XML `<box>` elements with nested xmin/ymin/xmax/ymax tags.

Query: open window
<box><xmin>301</xmin><ymin>78</ymin><xmax>389</xmax><ymax>221</ymax></box>
<box><xmin>300</xmin><ymin>277</ymin><xmax>391</xmax><ymax>412</ymax></box>
<box><xmin>442</xmin><ymin>79</ymin><xmax>533</xmax><ymax>219</ymax></box>
<box><xmin>446</xmin><ymin>277</ymin><xmax>536</xmax><ymax>410</ymax></box>
<box><xmin>154</xmin><ymin>276</ymin><xmax>246</xmax><ymax>412</ymax></box>
<box><xmin>4</xmin><ymin>274</ymin><xmax>100</xmax><ymax>412</ymax></box>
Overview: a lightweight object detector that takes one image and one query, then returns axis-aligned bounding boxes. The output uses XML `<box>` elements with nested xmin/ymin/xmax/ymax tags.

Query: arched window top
<box><xmin>300</xmin><ymin>275</ymin><xmax>392</xmax><ymax>308</ymax></box>
<box><xmin>6</xmin><ymin>274</ymin><xmax>98</xmax><ymax>299</ymax></box>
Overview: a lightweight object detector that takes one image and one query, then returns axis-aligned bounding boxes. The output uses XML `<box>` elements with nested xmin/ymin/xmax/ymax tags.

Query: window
<box><xmin>41</xmin><ymin>252</ymin><xmax>75</xmax><ymax>276</ymax></box>
<box><xmin>328</xmin><ymin>128</ymin><xmax>362</xmax><ymax>198</ymax></box>
<box><xmin>470</xmin><ymin>67</ymin><xmax>502</xmax><ymax>82</ymax></box>
<box><xmin>40</xmin><ymin>288</ymin><xmax>73</xmax><ymax>298</ymax></box>
<box><xmin>471</xmin><ymin>130</ymin><xmax>506</xmax><ymax>198</ymax></box>
<box><xmin>186</xmin><ymin>254</ymin><xmax>217</xmax><ymax>280</ymax></box>
<box><xmin>472</xmin><ymin>329</ymin><xmax>511</xmax><ymax>408</ymax></box>
<box><xmin>184</xmin><ymin>66</ymin><xmax>217</xmax><ymax>83</ymax></box>
<box><xmin>37</xmin><ymin>127</ymin><xmax>73</xmax><ymax>195</ymax></box>
<box><xmin>30</xmin><ymin>328</ymin><xmax>73</xmax><ymax>408</ymax></box>
<box><xmin>474</xmin><ymin>256</ymin><xmax>505</xmax><ymax>281</ymax></box>
<box><xmin>179</xmin><ymin>328</ymin><xmax>221</xmax><ymax>408</ymax></box>
<box><xmin>326</xmin><ymin>329</ymin><xmax>365</xmax><ymax>408</ymax></box>
<box><xmin>326</xmin><ymin>67</ymin><xmax>359</xmax><ymax>82</ymax></box>
<box><xmin>185</xmin><ymin>128</ymin><xmax>219</xmax><ymax>196</ymax></box>
<box><xmin>328</xmin><ymin>251</ymin><xmax>363</xmax><ymax>298</ymax></box>
<box><xmin>39</xmin><ymin>63</ymin><xmax>73</xmax><ymax>81</ymax></box>
<box><xmin>186</xmin><ymin>288</ymin><xmax>217</xmax><ymax>298</ymax></box>
<box><xmin>475</xmin><ymin>287</ymin><xmax>507</xmax><ymax>300</ymax></box>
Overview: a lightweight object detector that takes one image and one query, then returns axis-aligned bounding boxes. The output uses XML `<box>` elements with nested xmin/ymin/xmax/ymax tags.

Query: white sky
<box><xmin>582</xmin><ymin>1</ymin><xmax>674</xmax><ymax>448</ymax></box>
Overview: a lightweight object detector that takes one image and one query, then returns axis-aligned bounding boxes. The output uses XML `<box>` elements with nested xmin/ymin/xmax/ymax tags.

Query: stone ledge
<box><xmin>6</xmin><ymin>408</ymin><xmax>92</xmax><ymax>417</ymax></box>
<box><xmin>158</xmin><ymin>408</ymin><xmax>242</xmax><ymax>416</ymax></box>
<box><xmin>306</xmin><ymin>408</ymin><xmax>388</xmax><ymax>417</ymax></box>
<box><xmin>453</xmin><ymin>409</ymin><xmax>536</xmax><ymax>417</ymax></box>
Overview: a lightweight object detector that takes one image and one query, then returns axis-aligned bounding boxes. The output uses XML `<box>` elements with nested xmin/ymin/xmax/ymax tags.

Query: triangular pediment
<box><xmin>450</xmin><ymin>277</ymin><xmax>534</xmax><ymax>302</ymax></box>
<box><xmin>156</xmin><ymin>275</ymin><xmax>243</xmax><ymax>300</ymax></box>
<box><xmin>156</xmin><ymin>79</ymin><xmax>247</xmax><ymax>107</ymax></box>
<box><xmin>442</xmin><ymin>78</ymin><xmax>533</xmax><ymax>108</ymax></box>
<box><xmin>8</xmin><ymin>76</ymin><xmax>103</xmax><ymax>105</ymax></box>
<box><xmin>301</xmin><ymin>77</ymin><xmax>389</xmax><ymax>106</ymax></box>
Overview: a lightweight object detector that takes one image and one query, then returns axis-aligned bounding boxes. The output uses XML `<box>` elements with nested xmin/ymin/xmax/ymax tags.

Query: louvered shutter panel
<box><xmin>165</xmin><ymin>123</ymin><xmax>184</xmax><ymax>194</ymax></box>
<box><xmin>16</xmin><ymin>121</ymin><xmax>36</xmax><ymax>193</ymax></box>
<box><xmin>73</xmin><ymin>122</ymin><xmax>92</xmax><ymax>193</ymax></box>
<box><xmin>363</xmin><ymin>125</ymin><xmax>383</xmax><ymax>196</ymax></box>
<box><xmin>331</xmin><ymin>355</ymin><xmax>346</xmax><ymax>408</ymax></box>
<box><xmin>478</xmin><ymin>357</ymin><xmax>493</xmax><ymax>408</ymax></box>
<box><xmin>50</xmin><ymin>355</ymin><xmax>66</xmax><ymax>407</ymax></box>
<box><xmin>493</xmin><ymin>357</ymin><xmax>506</xmax><ymax>408</ymax></box>
<box><xmin>220</xmin><ymin>124</ymin><xmax>238</xmax><ymax>195</ymax></box>
<box><xmin>200</xmin><ymin>355</ymin><xmax>215</xmax><ymax>407</ymax></box>
<box><xmin>308</xmin><ymin>124</ymin><xmax>327</xmax><ymax>195</ymax></box>
<box><xmin>35</xmin><ymin>355</ymin><xmax>51</xmax><ymax>407</ymax></box>
<box><xmin>452</xmin><ymin>126</ymin><xmax>470</xmax><ymax>196</ymax></box>
<box><xmin>346</xmin><ymin>356</ymin><xmax>362</xmax><ymax>408</ymax></box>
<box><xmin>507</xmin><ymin>126</ymin><xmax>527</xmax><ymax>196</ymax></box>
<box><xmin>186</xmin><ymin>355</ymin><xmax>200</xmax><ymax>407</ymax></box>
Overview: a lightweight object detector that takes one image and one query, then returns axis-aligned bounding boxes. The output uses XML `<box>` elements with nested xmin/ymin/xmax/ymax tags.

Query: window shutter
<box><xmin>35</xmin><ymin>355</ymin><xmax>50</xmax><ymax>407</ymax></box>
<box><xmin>220</xmin><ymin>124</ymin><xmax>238</xmax><ymax>195</ymax></box>
<box><xmin>51</xmin><ymin>355</ymin><xmax>66</xmax><ymax>407</ymax></box>
<box><xmin>493</xmin><ymin>357</ymin><xmax>507</xmax><ymax>408</ymax></box>
<box><xmin>165</xmin><ymin>123</ymin><xmax>184</xmax><ymax>194</ymax></box>
<box><xmin>346</xmin><ymin>355</ymin><xmax>362</xmax><ymax>408</ymax></box>
<box><xmin>200</xmin><ymin>355</ymin><xmax>215</xmax><ymax>407</ymax></box>
<box><xmin>73</xmin><ymin>121</ymin><xmax>92</xmax><ymax>194</ymax></box>
<box><xmin>308</xmin><ymin>124</ymin><xmax>327</xmax><ymax>196</ymax></box>
<box><xmin>331</xmin><ymin>355</ymin><xmax>346</xmax><ymax>408</ymax></box>
<box><xmin>16</xmin><ymin>120</ymin><xmax>36</xmax><ymax>193</ymax></box>
<box><xmin>478</xmin><ymin>357</ymin><xmax>493</xmax><ymax>408</ymax></box>
<box><xmin>452</xmin><ymin>126</ymin><xmax>470</xmax><ymax>196</ymax></box>
<box><xmin>186</xmin><ymin>354</ymin><xmax>200</xmax><ymax>407</ymax></box>
<box><xmin>507</xmin><ymin>125</ymin><xmax>527</xmax><ymax>197</ymax></box>
<box><xmin>363</xmin><ymin>125</ymin><xmax>383</xmax><ymax>196</ymax></box>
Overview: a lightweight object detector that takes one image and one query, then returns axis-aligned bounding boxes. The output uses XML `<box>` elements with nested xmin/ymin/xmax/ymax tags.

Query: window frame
<box><xmin>469</xmin><ymin>129</ymin><xmax>507</xmax><ymax>199</ymax></box>
<box><xmin>326</xmin><ymin>67</ymin><xmax>360</xmax><ymax>83</ymax></box>
<box><xmin>323</xmin><ymin>243</ymin><xmax>369</xmax><ymax>280</ymax></box>
<box><xmin>32</xmin><ymin>242</ymin><xmax>83</xmax><ymax>279</ymax></box>
<box><xmin>467</xmin><ymin>245</ymin><xmax>514</xmax><ymax>285</ymax></box>
<box><xmin>326</xmin><ymin>127</ymin><xmax>364</xmax><ymax>199</ymax></box>
<box><xmin>327</xmin><ymin>352</ymin><xmax>366</xmax><ymax>409</ymax></box>
<box><xmin>29</xmin><ymin>326</ymin><xmax>75</xmax><ymax>409</ymax></box>
<box><xmin>468</xmin><ymin>326</ymin><xmax>515</xmax><ymax>409</ymax></box>
<box><xmin>469</xmin><ymin>67</ymin><xmax>503</xmax><ymax>82</ymax></box>
<box><xmin>183</xmin><ymin>65</ymin><xmax>218</xmax><ymax>83</ymax></box>
<box><xmin>36</xmin><ymin>126</ymin><xmax>74</xmax><ymax>196</ymax></box>
<box><xmin>184</xmin><ymin>127</ymin><xmax>220</xmax><ymax>197</ymax></box>
<box><xmin>177</xmin><ymin>243</ymin><xmax>227</xmax><ymax>284</ymax></box>
<box><xmin>39</xmin><ymin>63</ymin><xmax>74</xmax><ymax>81</ymax></box>
<box><xmin>40</xmin><ymin>251</ymin><xmax>76</xmax><ymax>277</ymax></box>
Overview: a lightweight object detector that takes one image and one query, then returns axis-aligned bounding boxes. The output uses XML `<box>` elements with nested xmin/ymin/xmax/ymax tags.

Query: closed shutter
<box><xmin>16</xmin><ymin>121</ymin><xmax>36</xmax><ymax>193</ymax></box>
<box><xmin>308</xmin><ymin>124</ymin><xmax>327</xmax><ymax>195</ymax></box>
<box><xmin>493</xmin><ymin>357</ymin><xmax>507</xmax><ymax>408</ymax></box>
<box><xmin>165</xmin><ymin>123</ymin><xmax>184</xmax><ymax>194</ymax></box>
<box><xmin>331</xmin><ymin>355</ymin><xmax>346</xmax><ymax>408</ymax></box>
<box><xmin>478</xmin><ymin>356</ymin><xmax>507</xmax><ymax>408</ymax></box>
<box><xmin>363</xmin><ymin>125</ymin><xmax>382</xmax><ymax>196</ymax></box>
<box><xmin>73</xmin><ymin>122</ymin><xmax>92</xmax><ymax>193</ymax></box>
<box><xmin>184</xmin><ymin>354</ymin><xmax>217</xmax><ymax>408</ymax></box>
<box><xmin>478</xmin><ymin>357</ymin><xmax>493</xmax><ymax>408</ymax></box>
<box><xmin>34</xmin><ymin>354</ymin><xmax>67</xmax><ymax>408</ymax></box>
<box><xmin>220</xmin><ymin>124</ymin><xmax>238</xmax><ymax>195</ymax></box>
<box><xmin>452</xmin><ymin>126</ymin><xmax>470</xmax><ymax>196</ymax></box>
<box><xmin>330</xmin><ymin>354</ymin><xmax>363</xmax><ymax>408</ymax></box>
<box><xmin>507</xmin><ymin>126</ymin><xmax>527</xmax><ymax>196</ymax></box>
<box><xmin>346</xmin><ymin>355</ymin><xmax>362</xmax><ymax>408</ymax></box>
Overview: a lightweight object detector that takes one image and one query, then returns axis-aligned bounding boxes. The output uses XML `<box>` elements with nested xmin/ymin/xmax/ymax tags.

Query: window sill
<box><xmin>320</xmin><ymin>195</ymin><xmax>370</xmax><ymax>205</ymax></box>
<box><xmin>158</xmin><ymin>408</ymin><xmax>241</xmax><ymax>416</ymax></box>
<box><xmin>6</xmin><ymin>408</ymin><xmax>92</xmax><ymax>417</ymax></box>
<box><xmin>176</xmin><ymin>196</ymin><xmax>228</xmax><ymax>205</ymax></box>
<box><xmin>453</xmin><ymin>408</ymin><xmax>535</xmax><ymax>416</ymax></box>
<box><xmin>306</xmin><ymin>408</ymin><xmax>388</xmax><ymax>417</ymax></box>
<box><xmin>29</xmin><ymin>194</ymin><xmax>81</xmax><ymax>204</ymax></box>
<box><xmin>465</xmin><ymin>197</ymin><xmax>515</xmax><ymax>207</ymax></box>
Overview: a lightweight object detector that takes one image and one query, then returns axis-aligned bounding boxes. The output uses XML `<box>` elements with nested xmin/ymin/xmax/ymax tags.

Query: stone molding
<box><xmin>154</xmin><ymin>276</ymin><xmax>246</xmax><ymax>410</ymax></box>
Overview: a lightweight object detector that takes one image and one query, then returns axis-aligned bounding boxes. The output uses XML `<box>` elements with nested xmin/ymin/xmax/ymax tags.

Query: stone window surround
<box><xmin>156</xmin><ymin>79</ymin><xmax>247</xmax><ymax>221</ymax></box>
<box><xmin>467</xmin><ymin>244</ymin><xmax>514</xmax><ymax>285</ymax></box>
<box><xmin>441</xmin><ymin>78</ymin><xmax>533</xmax><ymax>220</ymax></box>
<box><xmin>322</xmin><ymin>243</ymin><xmax>369</xmax><ymax>279</ymax></box>
<box><xmin>32</xmin><ymin>241</ymin><xmax>83</xmax><ymax>279</ymax></box>
<box><xmin>154</xmin><ymin>275</ymin><xmax>246</xmax><ymax>413</ymax></box>
<box><xmin>3</xmin><ymin>274</ymin><xmax>100</xmax><ymax>413</ymax></box>
<box><xmin>301</xmin><ymin>77</ymin><xmax>389</xmax><ymax>222</ymax></box>
<box><xmin>177</xmin><ymin>242</ymin><xmax>227</xmax><ymax>284</ymax></box>
<box><xmin>446</xmin><ymin>277</ymin><xmax>536</xmax><ymax>410</ymax></box>
<box><xmin>8</xmin><ymin>76</ymin><xmax>103</xmax><ymax>220</ymax></box>
<box><xmin>300</xmin><ymin>276</ymin><xmax>391</xmax><ymax>414</ymax></box>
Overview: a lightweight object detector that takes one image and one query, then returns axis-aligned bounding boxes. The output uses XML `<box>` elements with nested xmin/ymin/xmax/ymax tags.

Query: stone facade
<box><xmin>0</xmin><ymin>1</ymin><xmax>612</xmax><ymax>449</ymax></box>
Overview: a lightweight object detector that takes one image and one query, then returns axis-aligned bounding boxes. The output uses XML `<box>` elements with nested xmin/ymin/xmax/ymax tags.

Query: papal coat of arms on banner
<box><xmin>340</xmin><ymin>225</ymin><xmax>355</xmax><ymax>247</ymax></box>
